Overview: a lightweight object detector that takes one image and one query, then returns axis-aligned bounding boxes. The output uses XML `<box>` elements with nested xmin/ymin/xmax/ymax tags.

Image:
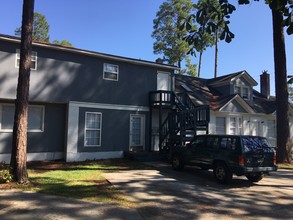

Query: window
<box><xmin>267</xmin><ymin>120</ymin><xmax>276</xmax><ymax>138</ymax></box>
<box><xmin>130</xmin><ymin>115</ymin><xmax>145</xmax><ymax>147</ymax></box>
<box><xmin>16</xmin><ymin>49</ymin><xmax>37</xmax><ymax>70</ymax></box>
<box><xmin>230</xmin><ymin>117</ymin><xmax>236</xmax><ymax>135</ymax></box>
<box><xmin>0</xmin><ymin>104</ymin><xmax>44</xmax><ymax>132</ymax></box>
<box><xmin>103</xmin><ymin>63</ymin><xmax>119</xmax><ymax>81</ymax></box>
<box><xmin>238</xmin><ymin>118</ymin><xmax>243</xmax><ymax>135</ymax></box>
<box><xmin>84</xmin><ymin>112</ymin><xmax>102</xmax><ymax>147</ymax></box>
<box><xmin>242</xmin><ymin>87</ymin><xmax>249</xmax><ymax>99</ymax></box>
<box><xmin>220</xmin><ymin>137</ymin><xmax>237</xmax><ymax>150</ymax></box>
<box><xmin>234</xmin><ymin>84</ymin><xmax>250</xmax><ymax>100</ymax></box>
<box><xmin>206</xmin><ymin>137</ymin><xmax>219</xmax><ymax>149</ymax></box>
<box><xmin>216</xmin><ymin>117</ymin><xmax>226</xmax><ymax>134</ymax></box>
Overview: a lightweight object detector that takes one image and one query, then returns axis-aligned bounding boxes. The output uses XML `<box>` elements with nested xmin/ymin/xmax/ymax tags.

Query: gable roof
<box><xmin>0</xmin><ymin>34</ymin><xmax>179</xmax><ymax>71</ymax></box>
<box><xmin>208</xmin><ymin>70</ymin><xmax>258</xmax><ymax>87</ymax></box>
<box><xmin>175</xmin><ymin>73</ymin><xmax>275</xmax><ymax>114</ymax></box>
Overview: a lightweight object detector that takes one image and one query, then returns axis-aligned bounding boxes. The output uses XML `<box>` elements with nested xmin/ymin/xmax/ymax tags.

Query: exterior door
<box><xmin>129</xmin><ymin>115</ymin><xmax>145</xmax><ymax>151</ymax></box>
<box><xmin>157</xmin><ymin>72</ymin><xmax>171</xmax><ymax>91</ymax></box>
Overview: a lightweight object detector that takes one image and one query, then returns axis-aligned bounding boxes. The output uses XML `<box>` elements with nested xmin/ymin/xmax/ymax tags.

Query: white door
<box><xmin>129</xmin><ymin>115</ymin><xmax>145</xmax><ymax>151</ymax></box>
<box><xmin>157</xmin><ymin>72</ymin><xmax>171</xmax><ymax>91</ymax></box>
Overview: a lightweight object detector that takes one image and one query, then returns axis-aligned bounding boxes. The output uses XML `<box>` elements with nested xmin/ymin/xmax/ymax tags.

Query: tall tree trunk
<box><xmin>10</xmin><ymin>0</ymin><xmax>35</xmax><ymax>183</ymax></box>
<box><xmin>272</xmin><ymin>9</ymin><xmax>290</xmax><ymax>163</ymax></box>
<box><xmin>198</xmin><ymin>51</ymin><xmax>203</xmax><ymax>78</ymax></box>
<box><xmin>214</xmin><ymin>29</ymin><xmax>218</xmax><ymax>78</ymax></box>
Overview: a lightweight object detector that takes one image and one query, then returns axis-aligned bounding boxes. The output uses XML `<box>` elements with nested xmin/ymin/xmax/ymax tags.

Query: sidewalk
<box><xmin>0</xmin><ymin>189</ymin><xmax>143</xmax><ymax>220</ymax></box>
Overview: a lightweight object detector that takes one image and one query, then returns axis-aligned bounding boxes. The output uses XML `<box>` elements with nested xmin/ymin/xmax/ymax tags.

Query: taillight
<box><xmin>274</xmin><ymin>152</ymin><xmax>276</xmax><ymax>165</ymax></box>
<box><xmin>239</xmin><ymin>155</ymin><xmax>245</xmax><ymax>166</ymax></box>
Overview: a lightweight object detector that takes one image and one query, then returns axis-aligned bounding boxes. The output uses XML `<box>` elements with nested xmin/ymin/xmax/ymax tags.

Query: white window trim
<box><xmin>0</xmin><ymin>104</ymin><xmax>44</xmax><ymax>132</ymax></box>
<box><xmin>84</xmin><ymin>112</ymin><xmax>102</xmax><ymax>147</ymax></box>
<box><xmin>103</xmin><ymin>63</ymin><xmax>119</xmax><ymax>81</ymax></box>
<box><xmin>15</xmin><ymin>49</ymin><xmax>38</xmax><ymax>71</ymax></box>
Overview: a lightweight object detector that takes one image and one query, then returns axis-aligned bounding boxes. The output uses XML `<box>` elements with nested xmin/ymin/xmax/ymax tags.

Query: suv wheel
<box><xmin>213</xmin><ymin>163</ymin><xmax>232</xmax><ymax>184</ymax></box>
<box><xmin>246</xmin><ymin>173</ymin><xmax>264</xmax><ymax>182</ymax></box>
<box><xmin>172</xmin><ymin>155</ymin><xmax>184</xmax><ymax>171</ymax></box>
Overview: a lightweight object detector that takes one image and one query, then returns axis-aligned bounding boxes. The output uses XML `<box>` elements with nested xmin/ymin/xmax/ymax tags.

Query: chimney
<box><xmin>155</xmin><ymin>58</ymin><xmax>164</xmax><ymax>64</ymax></box>
<box><xmin>260</xmin><ymin>71</ymin><xmax>270</xmax><ymax>99</ymax></box>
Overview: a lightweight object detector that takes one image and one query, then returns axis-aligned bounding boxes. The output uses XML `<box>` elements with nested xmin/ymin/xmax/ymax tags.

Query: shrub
<box><xmin>0</xmin><ymin>161</ymin><xmax>13</xmax><ymax>183</ymax></box>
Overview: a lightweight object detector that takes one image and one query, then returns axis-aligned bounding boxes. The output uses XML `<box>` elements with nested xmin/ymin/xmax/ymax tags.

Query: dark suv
<box><xmin>171</xmin><ymin>135</ymin><xmax>277</xmax><ymax>184</ymax></box>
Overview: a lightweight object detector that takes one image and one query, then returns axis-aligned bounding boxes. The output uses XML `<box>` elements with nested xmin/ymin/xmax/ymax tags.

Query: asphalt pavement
<box><xmin>1</xmin><ymin>162</ymin><xmax>292</xmax><ymax>220</ymax></box>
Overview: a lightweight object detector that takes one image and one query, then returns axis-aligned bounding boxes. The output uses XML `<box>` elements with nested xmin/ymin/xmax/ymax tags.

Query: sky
<box><xmin>1</xmin><ymin>0</ymin><xmax>293</xmax><ymax>95</ymax></box>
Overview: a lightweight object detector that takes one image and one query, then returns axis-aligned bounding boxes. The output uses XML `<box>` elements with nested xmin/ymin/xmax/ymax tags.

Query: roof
<box><xmin>175</xmin><ymin>73</ymin><xmax>276</xmax><ymax>114</ymax></box>
<box><xmin>208</xmin><ymin>70</ymin><xmax>258</xmax><ymax>87</ymax></box>
<box><xmin>0</xmin><ymin>34</ymin><xmax>179</xmax><ymax>71</ymax></box>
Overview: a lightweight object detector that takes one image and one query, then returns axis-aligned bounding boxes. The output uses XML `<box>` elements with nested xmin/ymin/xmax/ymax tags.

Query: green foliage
<box><xmin>182</xmin><ymin>0</ymin><xmax>235</xmax><ymax>46</ymax></box>
<box><xmin>15</xmin><ymin>12</ymin><xmax>50</xmax><ymax>43</ymax></box>
<box><xmin>0</xmin><ymin>162</ymin><xmax>13</xmax><ymax>183</ymax></box>
<box><xmin>184</xmin><ymin>56</ymin><xmax>198</xmax><ymax>76</ymax></box>
<box><xmin>238</xmin><ymin>0</ymin><xmax>293</xmax><ymax>34</ymax></box>
<box><xmin>152</xmin><ymin>0</ymin><xmax>196</xmax><ymax>67</ymax></box>
<box><xmin>53</xmin><ymin>40</ymin><xmax>73</xmax><ymax>47</ymax></box>
<box><xmin>15</xmin><ymin>12</ymin><xmax>73</xmax><ymax>46</ymax></box>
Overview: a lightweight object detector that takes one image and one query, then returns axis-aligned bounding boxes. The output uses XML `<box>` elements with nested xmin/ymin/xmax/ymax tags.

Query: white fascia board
<box><xmin>219</xmin><ymin>95</ymin><xmax>255</xmax><ymax>114</ymax></box>
<box><xmin>231</xmin><ymin>70</ymin><xmax>258</xmax><ymax>86</ymax></box>
<box><xmin>0</xmin><ymin>35</ymin><xmax>179</xmax><ymax>71</ymax></box>
<box><xmin>70</xmin><ymin>101</ymin><xmax>149</xmax><ymax>112</ymax></box>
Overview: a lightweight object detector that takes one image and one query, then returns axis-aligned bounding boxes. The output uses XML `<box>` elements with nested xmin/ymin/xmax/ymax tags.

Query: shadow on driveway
<box><xmin>104</xmin><ymin>162</ymin><xmax>293</xmax><ymax>220</ymax></box>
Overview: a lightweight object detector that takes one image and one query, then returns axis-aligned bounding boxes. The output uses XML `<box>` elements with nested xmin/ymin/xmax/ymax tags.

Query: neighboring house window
<box><xmin>235</xmin><ymin>85</ymin><xmax>250</xmax><ymax>100</ymax></box>
<box><xmin>103</xmin><ymin>63</ymin><xmax>119</xmax><ymax>81</ymax></box>
<box><xmin>230</xmin><ymin>117</ymin><xmax>236</xmax><ymax>135</ymax></box>
<box><xmin>0</xmin><ymin>104</ymin><xmax>44</xmax><ymax>132</ymax></box>
<box><xmin>267</xmin><ymin>120</ymin><xmax>276</xmax><ymax>138</ymax></box>
<box><xmin>84</xmin><ymin>112</ymin><xmax>102</xmax><ymax>147</ymax></box>
<box><xmin>216</xmin><ymin>117</ymin><xmax>226</xmax><ymax>134</ymax></box>
<box><xmin>238</xmin><ymin>118</ymin><xmax>243</xmax><ymax>135</ymax></box>
<box><xmin>16</xmin><ymin>49</ymin><xmax>37</xmax><ymax>70</ymax></box>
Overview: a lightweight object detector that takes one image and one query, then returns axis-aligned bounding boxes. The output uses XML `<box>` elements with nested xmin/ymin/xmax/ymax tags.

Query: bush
<box><xmin>0</xmin><ymin>161</ymin><xmax>13</xmax><ymax>183</ymax></box>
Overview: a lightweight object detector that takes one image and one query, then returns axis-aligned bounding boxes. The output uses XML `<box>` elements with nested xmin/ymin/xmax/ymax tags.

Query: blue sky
<box><xmin>1</xmin><ymin>0</ymin><xmax>293</xmax><ymax>95</ymax></box>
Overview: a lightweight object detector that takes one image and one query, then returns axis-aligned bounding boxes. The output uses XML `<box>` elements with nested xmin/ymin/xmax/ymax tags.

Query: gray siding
<box><xmin>0</xmin><ymin>40</ymin><xmax>171</xmax><ymax>106</ymax></box>
<box><xmin>77</xmin><ymin>107</ymin><xmax>150</xmax><ymax>152</ymax></box>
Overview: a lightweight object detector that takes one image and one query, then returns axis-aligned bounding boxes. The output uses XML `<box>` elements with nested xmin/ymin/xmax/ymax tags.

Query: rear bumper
<box><xmin>233</xmin><ymin>165</ymin><xmax>278</xmax><ymax>176</ymax></box>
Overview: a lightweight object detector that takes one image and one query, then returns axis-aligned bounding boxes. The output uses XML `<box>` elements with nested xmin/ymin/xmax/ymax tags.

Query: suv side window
<box><xmin>206</xmin><ymin>137</ymin><xmax>219</xmax><ymax>149</ymax></box>
<box><xmin>192</xmin><ymin>136</ymin><xmax>205</xmax><ymax>148</ymax></box>
<box><xmin>220</xmin><ymin>137</ymin><xmax>237</xmax><ymax>150</ymax></box>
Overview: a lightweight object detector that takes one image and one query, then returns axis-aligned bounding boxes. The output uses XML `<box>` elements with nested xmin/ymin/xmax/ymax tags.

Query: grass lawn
<box><xmin>1</xmin><ymin>158</ymin><xmax>292</xmax><ymax>208</ymax></box>
<box><xmin>278</xmin><ymin>163</ymin><xmax>293</xmax><ymax>170</ymax></box>
<box><xmin>0</xmin><ymin>159</ymin><xmax>148</xmax><ymax>208</ymax></box>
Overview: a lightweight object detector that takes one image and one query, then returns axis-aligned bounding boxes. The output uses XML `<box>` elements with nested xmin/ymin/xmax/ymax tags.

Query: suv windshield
<box><xmin>241</xmin><ymin>136</ymin><xmax>272</xmax><ymax>153</ymax></box>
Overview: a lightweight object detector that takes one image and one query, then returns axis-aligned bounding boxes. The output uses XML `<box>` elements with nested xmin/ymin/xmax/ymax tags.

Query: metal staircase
<box><xmin>149</xmin><ymin>91</ymin><xmax>210</xmax><ymax>154</ymax></box>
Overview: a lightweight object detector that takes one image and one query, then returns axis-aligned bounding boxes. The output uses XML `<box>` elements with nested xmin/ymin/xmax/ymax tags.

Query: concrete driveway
<box><xmin>104</xmin><ymin>162</ymin><xmax>293</xmax><ymax>220</ymax></box>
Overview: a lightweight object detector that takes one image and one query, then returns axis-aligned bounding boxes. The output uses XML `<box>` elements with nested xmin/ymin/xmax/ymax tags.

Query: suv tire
<box><xmin>213</xmin><ymin>162</ymin><xmax>233</xmax><ymax>184</ymax></box>
<box><xmin>246</xmin><ymin>173</ymin><xmax>264</xmax><ymax>182</ymax></box>
<box><xmin>172</xmin><ymin>154</ymin><xmax>184</xmax><ymax>171</ymax></box>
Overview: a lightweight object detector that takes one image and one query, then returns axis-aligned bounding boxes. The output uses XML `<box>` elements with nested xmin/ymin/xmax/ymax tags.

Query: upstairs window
<box><xmin>16</xmin><ymin>49</ymin><xmax>37</xmax><ymax>70</ymax></box>
<box><xmin>103</xmin><ymin>63</ymin><xmax>119</xmax><ymax>81</ymax></box>
<box><xmin>235</xmin><ymin>85</ymin><xmax>250</xmax><ymax>100</ymax></box>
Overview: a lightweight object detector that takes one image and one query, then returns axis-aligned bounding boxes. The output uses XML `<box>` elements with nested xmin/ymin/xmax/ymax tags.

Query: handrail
<box><xmin>149</xmin><ymin>90</ymin><xmax>174</xmax><ymax>107</ymax></box>
<box><xmin>150</xmin><ymin>90</ymin><xmax>210</xmax><ymax>152</ymax></box>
